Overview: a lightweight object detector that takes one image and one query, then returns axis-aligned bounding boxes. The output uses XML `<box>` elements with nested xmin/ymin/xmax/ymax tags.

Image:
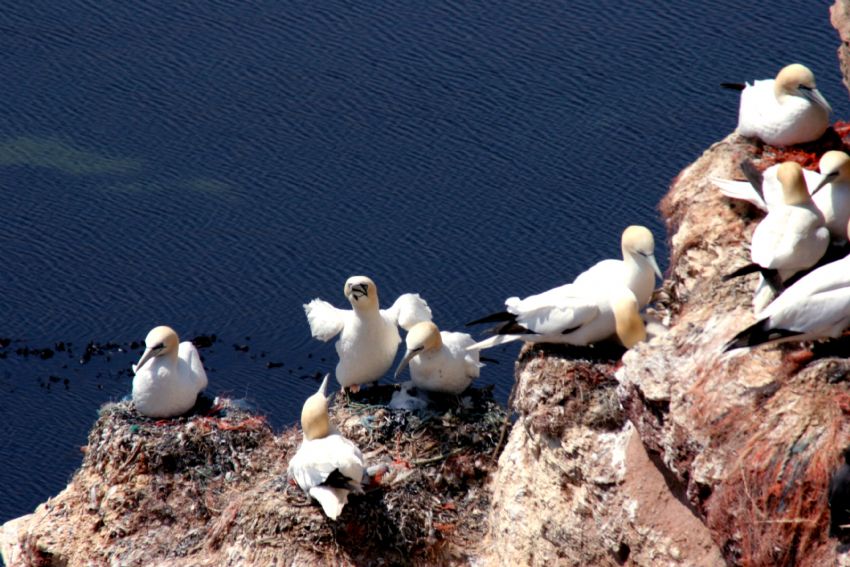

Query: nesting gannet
<box><xmin>725</xmin><ymin>162</ymin><xmax>829</xmax><ymax>302</ymax></box>
<box><xmin>393</xmin><ymin>321</ymin><xmax>482</xmax><ymax>394</ymax></box>
<box><xmin>288</xmin><ymin>374</ymin><xmax>364</xmax><ymax>520</ymax></box>
<box><xmin>467</xmin><ymin>287</ymin><xmax>646</xmax><ymax>351</ymax></box>
<box><xmin>131</xmin><ymin>326</ymin><xmax>208</xmax><ymax>418</ymax></box>
<box><xmin>724</xmin><ymin>253</ymin><xmax>850</xmax><ymax>351</ymax></box>
<box><xmin>304</xmin><ymin>275</ymin><xmax>432</xmax><ymax>389</ymax></box>
<box><xmin>713</xmin><ymin>152</ymin><xmax>850</xmax><ymax>241</ymax></box>
<box><xmin>571</xmin><ymin>225</ymin><xmax>663</xmax><ymax>308</ymax></box>
<box><xmin>726</xmin><ymin>63</ymin><xmax>831</xmax><ymax>147</ymax></box>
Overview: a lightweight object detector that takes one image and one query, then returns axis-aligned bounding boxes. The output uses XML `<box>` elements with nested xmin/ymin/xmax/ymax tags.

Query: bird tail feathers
<box><xmin>309</xmin><ymin>486</ymin><xmax>349</xmax><ymax>520</ymax></box>
<box><xmin>467</xmin><ymin>334</ymin><xmax>521</xmax><ymax>351</ymax></box>
<box><xmin>724</xmin><ymin>319</ymin><xmax>801</xmax><ymax>352</ymax></box>
<box><xmin>710</xmin><ymin>177</ymin><xmax>767</xmax><ymax>210</ymax></box>
<box><xmin>465</xmin><ymin>311</ymin><xmax>515</xmax><ymax>327</ymax></box>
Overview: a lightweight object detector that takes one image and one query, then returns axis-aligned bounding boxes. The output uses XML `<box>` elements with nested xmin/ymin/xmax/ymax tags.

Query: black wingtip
<box><xmin>721</xmin><ymin>82</ymin><xmax>746</xmax><ymax>91</ymax></box>
<box><xmin>740</xmin><ymin>159</ymin><xmax>765</xmax><ymax>198</ymax></box>
<box><xmin>465</xmin><ymin>311</ymin><xmax>515</xmax><ymax>327</ymax></box>
<box><xmin>722</xmin><ymin>263</ymin><xmax>762</xmax><ymax>282</ymax></box>
<box><xmin>724</xmin><ymin>319</ymin><xmax>802</xmax><ymax>352</ymax></box>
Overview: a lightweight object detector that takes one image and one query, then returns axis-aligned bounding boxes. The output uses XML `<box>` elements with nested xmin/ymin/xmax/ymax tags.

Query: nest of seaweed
<box><xmin>67</xmin><ymin>386</ymin><xmax>506</xmax><ymax>565</ymax></box>
<box><xmin>86</xmin><ymin>397</ymin><xmax>272</xmax><ymax>481</ymax></box>
<box><xmin>221</xmin><ymin>384</ymin><xmax>508</xmax><ymax>564</ymax></box>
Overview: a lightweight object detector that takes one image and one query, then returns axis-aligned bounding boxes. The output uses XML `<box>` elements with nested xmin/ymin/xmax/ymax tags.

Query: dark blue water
<box><xmin>0</xmin><ymin>0</ymin><xmax>845</xmax><ymax>524</ymax></box>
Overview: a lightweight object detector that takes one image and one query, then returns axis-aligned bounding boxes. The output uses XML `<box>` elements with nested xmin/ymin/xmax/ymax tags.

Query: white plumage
<box><xmin>288</xmin><ymin>374</ymin><xmax>364</xmax><ymax>520</ymax></box>
<box><xmin>131</xmin><ymin>326</ymin><xmax>208</xmax><ymax>418</ymax></box>
<box><xmin>713</xmin><ymin>151</ymin><xmax>850</xmax><ymax>241</ymax></box>
<box><xmin>747</xmin><ymin>162</ymin><xmax>829</xmax><ymax>279</ymax></box>
<box><xmin>394</xmin><ymin>321</ymin><xmax>482</xmax><ymax>394</ymax></box>
<box><xmin>725</xmin><ymin>254</ymin><xmax>850</xmax><ymax>350</ymax></box>
<box><xmin>466</xmin><ymin>225</ymin><xmax>660</xmax><ymax>351</ymax></box>
<box><xmin>733</xmin><ymin>63</ymin><xmax>831</xmax><ymax>147</ymax></box>
<box><xmin>571</xmin><ymin>225</ymin><xmax>662</xmax><ymax>308</ymax></box>
<box><xmin>467</xmin><ymin>286</ymin><xmax>646</xmax><ymax>351</ymax></box>
<box><xmin>304</xmin><ymin>275</ymin><xmax>432</xmax><ymax>389</ymax></box>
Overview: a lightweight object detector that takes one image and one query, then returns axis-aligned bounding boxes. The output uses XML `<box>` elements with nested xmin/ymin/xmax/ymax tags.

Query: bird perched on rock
<box><xmin>288</xmin><ymin>374</ymin><xmax>364</xmax><ymax>520</ymax></box>
<box><xmin>132</xmin><ymin>325</ymin><xmax>208</xmax><ymax>418</ymax></box>
<box><xmin>713</xmin><ymin>151</ymin><xmax>850</xmax><ymax>242</ymax></box>
<box><xmin>304</xmin><ymin>275</ymin><xmax>432</xmax><ymax>390</ymax></box>
<box><xmin>394</xmin><ymin>321</ymin><xmax>482</xmax><ymax>394</ymax></box>
<box><xmin>830</xmin><ymin>446</ymin><xmax>850</xmax><ymax>539</ymax></box>
<box><xmin>724</xmin><ymin>63</ymin><xmax>831</xmax><ymax>147</ymax></box>
<box><xmin>724</xmin><ymin>253</ymin><xmax>850</xmax><ymax>351</ymax></box>
<box><xmin>466</xmin><ymin>286</ymin><xmax>647</xmax><ymax>351</ymax></box>
<box><xmin>571</xmin><ymin>225</ymin><xmax>663</xmax><ymax>308</ymax></box>
<box><xmin>724</xmin><ymin>162</ymin><xmax>829</xmax><ymax>311</ymax></box>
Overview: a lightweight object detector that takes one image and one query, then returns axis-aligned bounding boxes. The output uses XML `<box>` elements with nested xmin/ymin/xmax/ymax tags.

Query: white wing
<box><xmin>573</xmin><ymin>259</ymin><xmax>623</xmax><ymax>289</ymax></box>
<box><xmin>713</xmin><ymin>166</ymin><xmax>822</xmax><ymax>212</ymax></box>
<box><xmin>443</xmin><ymin>331</ymin><xmax>483</xmax><ymax>378</ymax></box>
<box><xmin>288</xmin><ymin>435</ymin><xmax>365</xmax><ymax>492</ymax></box>
<box><xmin>513</xmin><ymin>293</ymin><xmax>600</xmax><ymax>336</ymax></box>
<box><xmin>751</xmin><ymin>208</ymin><xmax>827</xmax><ymax>272</ymax></box>
<box><xmin>178</xmin><ymin>341</ymin><xmax>208</xmax><ymax>392</ymax></box>
<box><xmin>712</xmin><ymin>176</ymin><xmax>768</xmax><ymax>210</ymax></box>
<box><xmin>505</xmin><ymin>282</ymin><xmax>575</xmax><ymax>314</ymax></box>
<box><xmin>304</xmin><ymin>299</ymin><xmax>347</xmax><ymax>341</ymax></box>
<box><xmin>385</xmin><ymin>293</ymin><xmax>432</xmax><ymax>331</ymax></box>
<box><xmin>767</xmin><ymin>288</ymin><xmax>850</xmax><ymax>336</ymax></box>
<box><xmin>763</xmin><ymin>256</ymin><xmax>850</xmax><ymax>322</ymax></box>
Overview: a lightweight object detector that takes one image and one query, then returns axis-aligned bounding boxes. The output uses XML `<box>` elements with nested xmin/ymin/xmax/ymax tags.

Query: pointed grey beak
<box><xmin>648</xmin><ymin>253</ymin><xmax>663</xmax><ymax>280</ymax></box>
<box><xmin>804</xmin><ymin>87</ymin><xmax>832</xmax><ymax>113</ymax></box>
<box><xmin>134</xmin><ymin>348</ymin><xmax>156</xmax><ymax>374</ymax></box>
<box><xmin>813</xmin><ymin>173</ymin><xmax>835</xmax><ymax>195</ymax></box>
<box><xmin>393</xmin><ymin>349</ymin><xmax>419</xmax><ymax>380</ymax></box>
<box><xmin>318</xmin><ymin>373</ymin><xmax>330</xmax><ymax>397</ymax></box>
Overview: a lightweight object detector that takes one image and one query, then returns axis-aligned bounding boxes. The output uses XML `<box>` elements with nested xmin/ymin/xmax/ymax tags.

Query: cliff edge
<box><xmin>7</xmin><ymin>6</ymin><xmax>850</xmax><ymax>566</ymax></box>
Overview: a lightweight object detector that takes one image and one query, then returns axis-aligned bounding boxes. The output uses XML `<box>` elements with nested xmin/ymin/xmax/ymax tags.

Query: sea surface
<box><xmin>0</xmin><ymin>0</ymin><xmax>846</xmax><ymax>527</ymax></box>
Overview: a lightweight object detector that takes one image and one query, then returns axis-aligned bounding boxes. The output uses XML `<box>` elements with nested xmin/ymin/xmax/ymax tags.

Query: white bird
<box><xmin>304</xmin><ymin>275</ymin><xmax>432</xmax><ymax>390</ymax></box>
<box><xmin>727</xmin><ymin>63</ymin><xmax>831</xmax><ymax>147</ymax></box>
<box><xmin>571</xmin><ymin>225</ymin><xmax>663</xmax><ymax>308</ymax></box>
<box><xmin>466</xmin><ymin>287</ymin><xmax>647</xmax><ymax>351</ymax></box>
<box><xmin>393</xmin><ymin>321</ymin><xmax>482</xmax><ymax>394</ymax></box>
<box><xmin>725</xmin><ymin>253</ymin><xmax>850</xmax><ymax>351</ymax></box>
<box><xmin>724</xmin><ymin>162</ymin><xmax>830</xmax><ymax>313</ymax></box>
<box><xmin>713</xmin><ymin>151</ymin><xmax>850</xmax><ymax>241</ymax></box>
<box><xmin>131</xmin><ymin>325</ymin><xmax>208</xmax><ymax>418</ymax></box>
<box><xmin>287</xmin><ymin>374</ymin><xmax>364</xmax><ymax>520</ymax></box>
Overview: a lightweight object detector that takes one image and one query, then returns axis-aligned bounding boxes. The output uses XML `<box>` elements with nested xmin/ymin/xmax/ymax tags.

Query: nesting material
<box><xmin>9</xmin><ymin>388</ymin><xmax>506</xmax><ymax>565</ymax></box>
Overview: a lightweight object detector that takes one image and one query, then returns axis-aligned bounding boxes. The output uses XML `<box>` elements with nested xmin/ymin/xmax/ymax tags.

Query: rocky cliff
<box><xmin>7</xmin><ymin>6</ymin><xmax>850</xmax><ymax>567</ymax></box>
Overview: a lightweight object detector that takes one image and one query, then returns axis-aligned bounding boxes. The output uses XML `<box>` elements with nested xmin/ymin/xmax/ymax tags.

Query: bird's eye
<box><xmin>799</xmin><ymin>84</ymin><xmax>812</xmax><ymax>91</ymax></box>
<box><xmin>155</xmin><ymin>342</ymin><xmax>166</xmax><ymax>350</ymax></box>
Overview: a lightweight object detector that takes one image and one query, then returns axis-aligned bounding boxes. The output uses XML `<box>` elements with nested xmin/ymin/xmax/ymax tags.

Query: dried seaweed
<box><xmin>44</xmin><ymin>387</ymin><xmax>506</xmax><ymax>566</ymax></box>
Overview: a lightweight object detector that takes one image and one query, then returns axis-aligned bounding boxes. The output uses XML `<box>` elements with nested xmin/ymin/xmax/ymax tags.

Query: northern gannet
<box><xmin>288</xmin><ymin>374</ymin><xmax>364</xmax><ymax>520</ymax></box>
<box><xmin>727</xmin><ymin>63</ymin><xmax>831</xmax><ymax>147</ymax></box>
<box><xmin>713</xmin><ymin>151</ymin><xmax>850</xmax><ymax>241</ymax></box>
<box><xmin>725</xmin><ymin>253</ymin><xmax>850</xmax><ymax>351</ymax></box>
<box><xmin>132</xmin><ymin>325</ymin><xmax>208</xmax><ymax>418</ymax></box>
<box><xmin>394</xmin><ymin>321</ymin><xmax>482</xmax><ymax>394</ymax></box>
<box><xmin>466</xmin><ymin>287</ymin><xmax>646</xmax><ymax>351</ymax></box>
<box><xmin>304</xmin><ymin>275</ymin><xmax>432</xmax><ymax>389</ymax></box>
<box><xmin>572</xmin><ymin>225</ymin><xmax>663</xmax><ymax>308</ymax></box>
<box><xmin>725</xmin><ymin>162</ymin><xmax>829</xmax><ymax>307</ymax></box>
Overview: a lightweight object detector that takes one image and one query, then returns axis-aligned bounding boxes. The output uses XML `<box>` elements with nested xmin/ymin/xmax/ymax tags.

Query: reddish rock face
<box><xmin>618</xmin><ymin>126</ymin><xmax>850</xmax><ymax>566</ymax></box>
